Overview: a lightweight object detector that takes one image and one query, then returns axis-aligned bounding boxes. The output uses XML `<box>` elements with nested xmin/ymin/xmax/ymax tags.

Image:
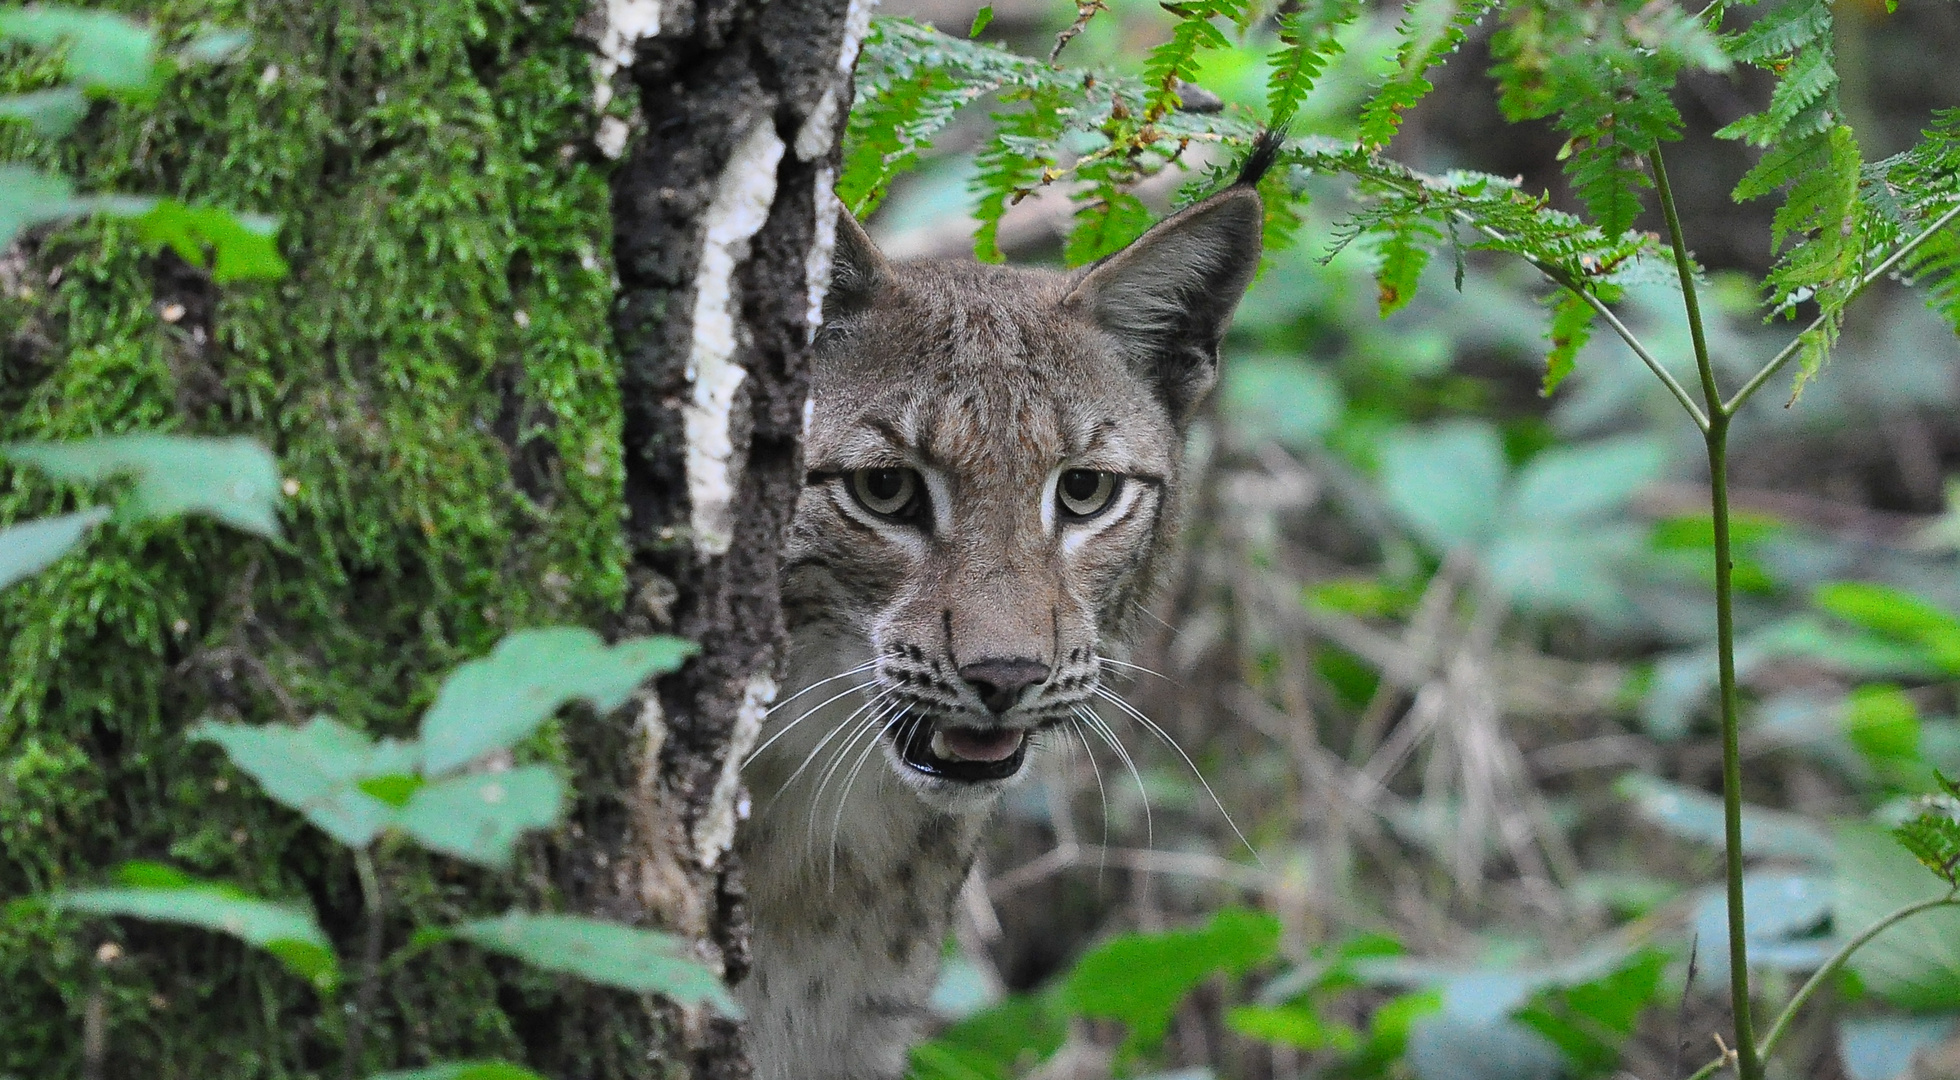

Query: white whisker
<box><xmin>1074</xmin><ymin>705</ymin><xmax>1151</xmax><ymax>849</ymax></box>
<box><xmin>1066</xmin><ymin>719</ymin><xmax>1110</xmax><ymax>885</ymax></box>
<box><xmin>1097</xmin><ymin>656</ymin><xmax>1171</xmax><ymax>681</ymax></box>
<box><xmin>808</xmin><ymin>699</ymin><xmax>903</xmax><ymax>856</ymax></box>
<box><xmin>771</xmin><ymin>688</ymin><xmax>895</xmax><ymax>812</ymax></box>
<box><xmin>827</xmin><ymin>709</ymin><xmax>907</xmax><ymax>886</ymax></box>
<box><xmin>748</xmin><ymin>677</ymin><xmax>879</xmax><ymax>765</ymax></box>
<box><xmin>1093</xmin><ymin>686</ymin><xmax>1261</xmax><ymax>864</ymax></box>
<box><xmin>767</xmin><ymin>659</ymin><xmax>879</xmax><ymax>715</ymax></box>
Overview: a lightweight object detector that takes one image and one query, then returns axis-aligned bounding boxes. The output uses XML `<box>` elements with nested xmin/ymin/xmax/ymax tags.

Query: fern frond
<box><xmin>1488</xmin><ymin>0</ymin><xmax>1724</xmax><ymax>235</ymax></box>
<box><xmin>1358</xmin><ymin>0</ymin><xmax>1499</xmax><ymax>149</ymax></box>
<box><xmin>1715</xmin><ymin>43</ymin><xmax>1836</xmax><ymax>147</ymax></box>
<box><xmin>1864</xmin><ymin>110</ymin><xmax>1960</xmax><ymax>333</ymax></box>
<box><xmin>1723</xmin><ymin>0</ymin><xmax>1830</xmax><ymax>64</ymax></box>
<box><xmin>1541</xmin><ymin>287</ymin><xmax>1597</xmax><ymax>395</ymax></box>
<box><xmin>1142</xmin><ymin>0</ymin><xmax>1248</xmax><ymax>121</ymax></box>
<box><xmin>1266</xmin><ymin>0</ymin><xmax>1366</xmax><ymax>129</ymax></box>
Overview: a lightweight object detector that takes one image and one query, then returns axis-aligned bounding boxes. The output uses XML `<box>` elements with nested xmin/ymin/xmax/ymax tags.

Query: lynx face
<box><xmin>739</xmin><ymin>142</ymin><xmax>1275</xmax><ymax>1080</ymax></box>
<box><xmin>771</xmin><ymin>181</ymin><xmax>1267</xmax><ymax>816</ymax></box>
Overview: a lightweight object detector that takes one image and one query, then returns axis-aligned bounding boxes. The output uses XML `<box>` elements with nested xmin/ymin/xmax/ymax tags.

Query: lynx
<box><xmin>736</xmin><ymin>136</ymin><xmax>1279</xmax><ymax>1080</ymax></box>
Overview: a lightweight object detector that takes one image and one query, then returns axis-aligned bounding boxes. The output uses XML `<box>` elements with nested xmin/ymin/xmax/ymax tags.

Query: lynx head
<box><xmin>775</xmin><ymin>145</ymin><xmax>1274</xmax><ymax>815</ymax></box>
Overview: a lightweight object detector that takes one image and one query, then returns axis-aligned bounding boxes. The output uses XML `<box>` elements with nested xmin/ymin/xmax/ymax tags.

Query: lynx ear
<box><xmin>1065</xmin><ymin>186</ymin><xmax>1264</xmax><ymax>423</ymax></box>
<box><xmin>824</xmin><ymin>208</ymin><xmax>894</xmax><ymax>321</ymax></box>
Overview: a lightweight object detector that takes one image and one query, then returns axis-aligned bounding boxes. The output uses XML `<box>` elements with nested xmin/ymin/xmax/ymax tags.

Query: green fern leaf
<box><xmin>1540</xmin><ymin>288</ymin><xmax>1596</xmax><ymax>395</ymax></box>
<box><xmin>1358</xmin><ymin>0</ymin><xmax>1499</xmax><ymax>149</ymax></box>
<box><xmin>1374</xmin><ymin>215</ymin><xmax>1439</xmax><ymax>316</ymax></box>
<box><xmin>1266</xmin><ymin>0</ymin><xmax>1366</xmax><ymax>129</ymax></box>
<box><xmin>1716</xmin><ymin>43</ymin><xmax>1836</xmax><ymax>148</ymax></box>
<box><xmin>1722</xmin><ymin>0</ymin><xmax>1830</xmax><ymax>64</ymax></box>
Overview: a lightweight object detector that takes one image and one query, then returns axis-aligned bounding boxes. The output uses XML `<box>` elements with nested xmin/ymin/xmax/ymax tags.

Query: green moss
<box><xmin>0</xmin><ymin>1</ymin><xmax>646</xmax><ymax>1075</ymax></box>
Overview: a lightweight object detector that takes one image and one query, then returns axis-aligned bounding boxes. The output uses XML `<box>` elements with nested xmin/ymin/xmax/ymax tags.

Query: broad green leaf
<box><xmin>116</xmin><ymin>199</ymin><xmax>288</xmax><ymax>283</ymax></box>
<box><xmin>191</xmin><ymin>716</ymin><xmax>416</xmax><ymax>847</ymax></box>
<box><xmin>1844</xmin><ymin>684</ymin><xmax>1923</xmax><ymax>780</ymax></box>
<box><xmin>1513</xmin><ymin>949</ymin><xmax>1666</xmax><ymax>1075</ymax></box>
<box><xmin>1487</xmin><ymin>525</ymin><xmax>1643</xmax><ymax>621</ymax></box>
<box><xmin>1690</xmin><ymin>872</ymin><xmax>1834</xmax><ymax>979</ymax></box>
<box><xmin>179</xmin><ymin>28</ymin><xmax>250</xmax><ymax>64</ymax></box>
<box><xmin>0</xmin><ymin>87</ymin><xmax>88</xmax><ymax>136</ymax></box>
<box><xmin>1378</xmin><ymin>421</ymin><xmax>1507</xmax><ymax>553</ymax></box>
<box><xmin>909</xmin><ymin>994</ymin><xmax>1067</xmax><ymax>1080</ymax></box>
<box><xmin>1219</xmin><ymin>356</ymin><xmax>1345</xmax><ymax>447</ymax></box>
<box><xmin>967</xmin><ymin>5</ymin><xmax>993</xmax><ymax>36</ymax></box>
<box><xmin>1815</xmin><ymin>582</ymin><xmax>1960</xmax><ymax>673</ymax></box>
<box><xmin>1062</xmin><ymin>907</ymin><xmax>1280</xmax><ymax>1054</ymax></box>
<box><xmin>44</xmin><ymin>873</ymin><xmax>338</xmax><ymax>991</ymax></box>
<box><xmin>1506</xmin><ymin>436</ymin><xmax>1666</xmax><ymax>526</ymax></box>
<box><xmin>365</xmin><ymin>1065</ymin><xmax>546</xmax><ymax>1080</ymax></box>
<box><xmin>0</xmin><ymin>164</ymin><xmax>88</xmax><ymax>247</ymax></box>
<box><xmin>0</xmin><ymin>6</ymin><xmax>156</xmax><ymax>91</ymax></box>
<box><xmin>395</xmin><ymin>767</ymin><xmax>564</xmax><ymax>868</ymax></box>
<box><xmin>1834</xmin><ymin>821</ymin><xmax>1960</xmax><ymax>1009</ymax></box>
<box><xmin>1615</xmin><ymin>773</ymin><xmax>1835</xmax><ymax>865</ymax></box>
<box><xmin>1227</xmin><ymin>1003</ymin><xmax>1357</xmax><ymax>1051</ymax></box>
<box><xmin>420</xmin><ymin>628</ymin><xmax>696</xmax><ymax>774</ymax></box>
<box><xmin>446</xmin><ymin>913</ymin><xmax>739</xmax><ymax>1016</ymax></box>
<box><xmin>1406</xmin><ymin>1010</ymin><xmax>1563</xmax><ymax>1080</ymax></box>
<box><xmin>1838</xmin><ymin>1015</ymin><xmax>1959</xmax><ymax>1080</ymax></box>
<box><xmin>0</xmin><ymin>507</ymin><xmax>110</xmax><ymax>589</ymax></box>
<box><xmin>4</xmin><ymin>435</ymin><xmax>283</xmax><ymax>538</ymax></box>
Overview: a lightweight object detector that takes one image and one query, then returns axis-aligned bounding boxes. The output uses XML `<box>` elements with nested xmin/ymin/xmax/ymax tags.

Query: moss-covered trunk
<box><xmin>0</xmin><ymin>0</ymin><xmax>857</xmax><ymax>1076</ymax></box>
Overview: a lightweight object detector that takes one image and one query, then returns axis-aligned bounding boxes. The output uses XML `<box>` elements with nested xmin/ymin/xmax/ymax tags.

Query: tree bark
<box><xmin>586</xmin><ymin>0</ymin><xmax>868</xmax><ymax>1074</ymax></box>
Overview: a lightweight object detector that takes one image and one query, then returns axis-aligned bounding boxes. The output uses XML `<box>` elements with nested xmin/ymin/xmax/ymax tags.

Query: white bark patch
<box><xmin>696</xmin><ymin>672</ymin><xmax>776</xmax><ymax>868</ymax></box>
<box><xmin>790</xmin><ymin>0</ymin><xmax>877</xmax><ymax>161</ymax></box>
<box><xmin>803</xmin><ymin>171</ymin><xmax>838</xmax><ymax>341</ymax></box>
<box><xmin>686</xmin><ymin>120</ymin><xmax>783</xmax><ymax>555</ymax></box>
<box><xmin>590</xmin><ymin>0</ymin><xmax>663</xmax><ymax>158</ymax></box>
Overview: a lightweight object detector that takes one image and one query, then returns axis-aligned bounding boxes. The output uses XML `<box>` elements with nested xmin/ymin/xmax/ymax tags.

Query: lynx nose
<box><xmin>958</xmin><ymin>658</ymin><xmax>1051</xmax><ymax>715</ymax></box>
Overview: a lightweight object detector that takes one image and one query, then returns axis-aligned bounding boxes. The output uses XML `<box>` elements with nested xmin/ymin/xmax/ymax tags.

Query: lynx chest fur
<box><xmin>735</xmin><ymin>139</ymin><xmax>1278</xmax><ymax>1080</ymax></box>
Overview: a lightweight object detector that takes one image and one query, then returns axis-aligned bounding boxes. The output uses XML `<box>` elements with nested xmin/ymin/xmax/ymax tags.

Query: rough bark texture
<box><xmin>604</xmin><ymin>0</ymin><xmax>862</xmax><ymax>1071</ymax></box>
<box><xmin>0</xmin><ymin>0</ymin><xmax>853</xmax><ymax>1076</ymax></box>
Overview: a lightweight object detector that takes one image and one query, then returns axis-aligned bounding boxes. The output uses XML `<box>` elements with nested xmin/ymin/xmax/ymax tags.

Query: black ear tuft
<box><xmin>1234</xmin><ymin>127</ymin><xmax>1287</xmax><ymax>189</ymax></box>
<box><xmin>824</xmin><ymin>209</ymin><xmax>893</xmax><ymax>323</ymax></box>
<box><xmin>1064</xmin><ymin>162</ymin><xmax>1268</xmax><ymax>423</ymax></box>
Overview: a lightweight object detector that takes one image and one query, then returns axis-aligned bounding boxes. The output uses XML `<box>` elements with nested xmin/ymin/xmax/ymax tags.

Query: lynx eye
<box><xmin>849</xmin><ymin>467</ymin><xmax>924</xmax><ymax>520</ymax></box>
<box><xmin>1056</xmin><ymin>469</ymin><xmax>1120</xmax><ymax>520</ymax></box>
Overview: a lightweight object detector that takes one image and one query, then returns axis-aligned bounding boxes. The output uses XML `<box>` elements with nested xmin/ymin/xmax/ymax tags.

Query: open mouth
<box><xmin>893</xmin><ymin>712</ymin><xmax>1030</xmax><ymax>782</ymax></box>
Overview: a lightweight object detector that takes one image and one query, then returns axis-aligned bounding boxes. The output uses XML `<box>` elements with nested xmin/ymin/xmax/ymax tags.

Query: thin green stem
<box><xmin>1681</xmin><ymin>890</ymin><xmax>1960</xmax><ymax>1079</ymax></box>
<box><xmin>1458</xmin><ymin>213</ymin><xmax>1710</xmax><ymax>431</ymax></box>
<box><xmin>1651</xmin><ymin>144</ymin><xmax>1761</xmax><ymax>1080</ymax></box>
<box><xmin>1756</xmin><ymin>890</ymin><xmax>1960</xmax><ymax>1061</ymax></box>
<box><xmin>347</xmin><ymin>847</ymin><xmax>385</xmax><ymax>1080</ymax></box>
<box><xmin>1725</xmin><ymin>199</ymin><xmax>1960</xmax><ymax>413</ymax></box>
<box><xmin>1650</xmin><ymin>149</ymin><xmax>1723</xmax><ymax>417</ymax></box>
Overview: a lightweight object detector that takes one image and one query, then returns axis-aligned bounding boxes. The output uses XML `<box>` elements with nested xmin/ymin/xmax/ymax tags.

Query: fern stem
<box><xmin>1726</xmin><ymin>198</ymin><xmax>1960</xmax><ymax>413</ymax></box>
<box><xmin>1755</xmin><ymin>890</ymin><xmax>1960</xmax><ymax>1063</ymax></box>
<box><xmin>1650</xmin><ymin>150</ymin><xmax>1724</xmax><ymax>417</ymax></box>
<box><xmin>1651</xmin><ymin>145</ymin><xmax>1763</xmax><ymax>1080</ymax></box>
<box><xmin>1456</xmin><ymin>212</ymin><xmax>1709</xmax><ymax>430</ymax></box>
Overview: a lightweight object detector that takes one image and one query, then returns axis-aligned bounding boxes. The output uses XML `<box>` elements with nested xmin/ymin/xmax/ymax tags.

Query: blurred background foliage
<box><xmin>847</xmin><ymin>0</ymin><xmax>1960</xmax><ymax>1077</ymax></box>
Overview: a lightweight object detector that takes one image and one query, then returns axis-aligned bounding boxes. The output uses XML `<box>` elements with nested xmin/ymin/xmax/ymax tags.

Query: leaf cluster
<box><xmin>0</xmin><ymin>6</ymin><xmax>277</xmax><ymax>276</ymax></box>
<box><xmin>847</xmin><ymin>17</ymin><xmax>1265</xmax><ymax>264</ymax></box>
<box><xmin>14</xmin><ymin>626</ymin><xmax>724</xmax><ymax>1078</ymax></box>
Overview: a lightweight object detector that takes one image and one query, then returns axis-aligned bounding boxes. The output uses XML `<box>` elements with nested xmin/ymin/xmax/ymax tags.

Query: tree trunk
<box><xmin>0</xmin><ymin>0</ymin><xmax>859</xmax><ymax>1076</ymax></box>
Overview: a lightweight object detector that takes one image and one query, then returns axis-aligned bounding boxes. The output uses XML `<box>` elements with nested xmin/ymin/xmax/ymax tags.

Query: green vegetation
<box><xmin>6</xmin><ymin>0</ymin><xmax>1960</xmax><ymax>1077</ymax></box>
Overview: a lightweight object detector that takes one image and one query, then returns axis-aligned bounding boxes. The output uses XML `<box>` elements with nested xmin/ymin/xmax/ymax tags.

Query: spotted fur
<box><xmin>737</xmin><ymin>140</ymin><xmax>1276</xmax><ymax>1079</ymax></box>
